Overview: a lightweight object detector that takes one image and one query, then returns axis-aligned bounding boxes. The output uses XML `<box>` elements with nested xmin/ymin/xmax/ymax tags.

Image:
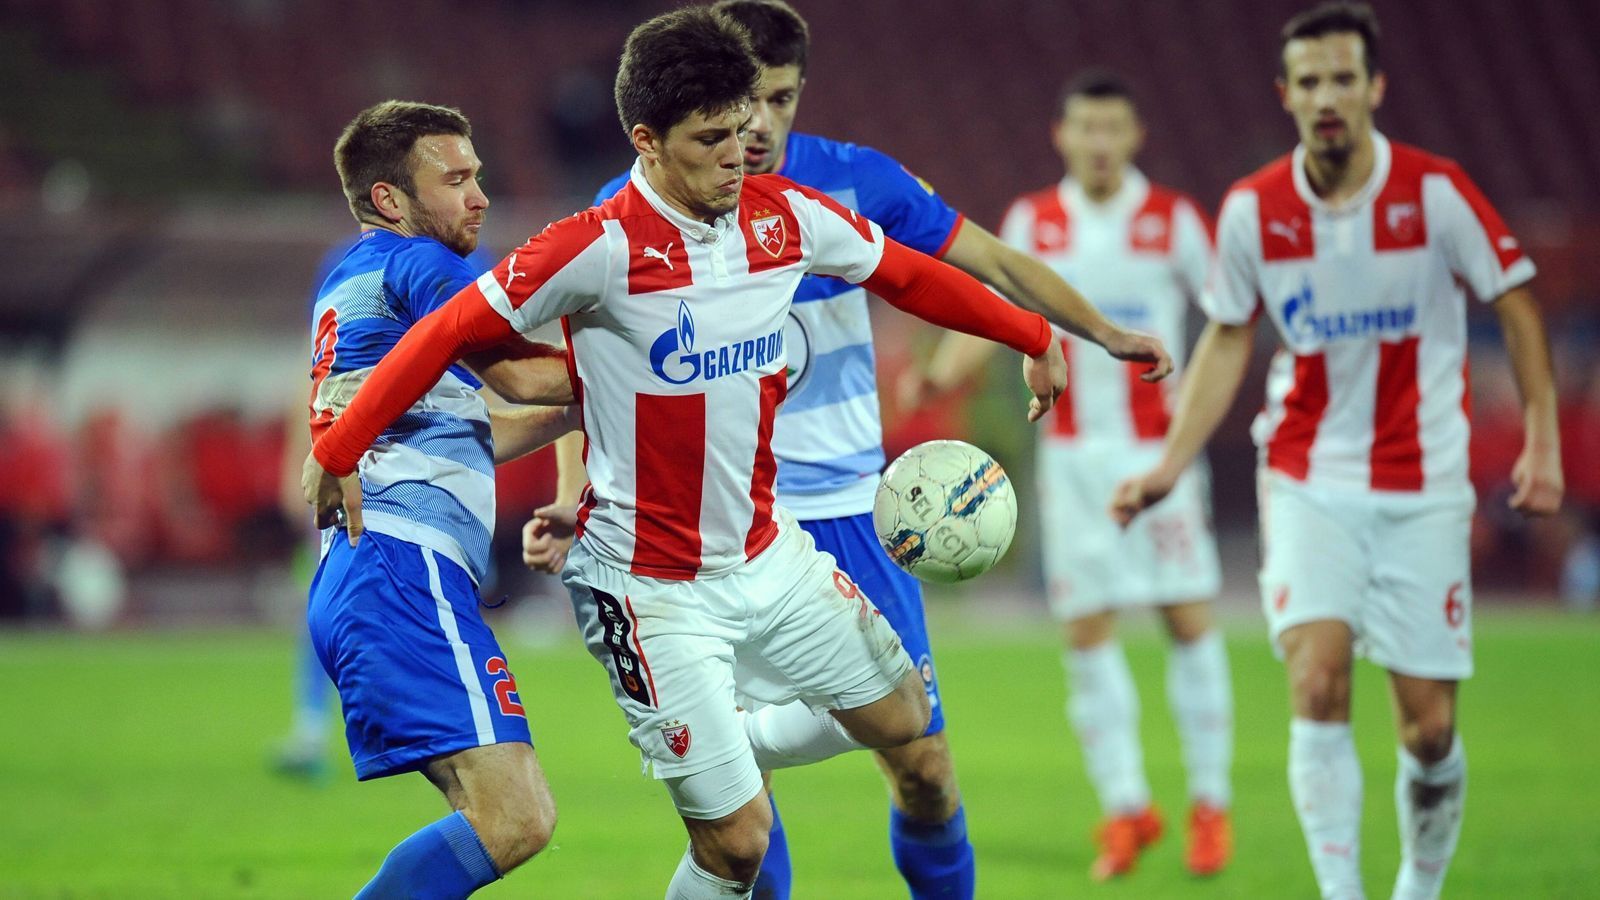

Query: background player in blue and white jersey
<box><xmin>308</xmin><ymin>100</ymin><xmax>574</xmax><ymax>899</ymax></box>
<box><xmin>571</xmin><ymin>4</ymin><xmax>1172</xmax><ymax>897</ymax></box>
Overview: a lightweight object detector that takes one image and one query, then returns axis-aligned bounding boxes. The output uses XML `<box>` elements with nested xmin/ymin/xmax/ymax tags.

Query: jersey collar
<box><xmin>628</xmin><ymin>160</ymin><xmax>738</xmax><ymax>245</ymax></box>
<box><xmin>1292</xmin><ymin>131</ymin><xmax>1391</xmax><ymax>215</ymax></box>
<box><xmin>1061</xmin><ymin>166</ymin><xmax>1149</xmax><ymax>217</ymax></box>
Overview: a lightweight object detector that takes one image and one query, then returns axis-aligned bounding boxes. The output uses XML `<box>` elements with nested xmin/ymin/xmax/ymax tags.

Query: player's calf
<box><xmin>680</xmin><ymin>789</ymin><xmax>774</xmax><ymax>888</ymax></box>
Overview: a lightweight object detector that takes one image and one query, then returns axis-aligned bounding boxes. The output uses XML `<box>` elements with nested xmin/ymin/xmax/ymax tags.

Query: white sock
<box><xmin>665</xmin><ymin>844</ymin><xmax>753</xmax><ymax>899</ymax></box>
<box><xmin>1289</xmin><ymin>718</ymin><xmax>1365</xmax><ymax>899</ymax></box>
<box><xmin>742</xmin><ymin>701</ymin><xmax>865</xmax><ymax>771</ymax></box>
<box><xmin>1167</xmin><ymin>629</ymin><xmax>1234</xmax><ymax>808</ymax></box>
<box><xmin>1392</xmin><ymin>735</ymin><xmax>1466</xmax><ymax>900</ymax></box>
<box><xmin>1065</xmin><ymin>641</ymin><xmax>1151</xmax><ymax>814</ymax></box>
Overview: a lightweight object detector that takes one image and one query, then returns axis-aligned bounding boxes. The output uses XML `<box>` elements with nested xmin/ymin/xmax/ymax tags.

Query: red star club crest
<box><xmin>751</xmin><ymin>214</ymin><xmax>786</xmax><ymax>258</ymax></box>
<box><xmin>661</xmin><ymin>723</ymin><xmax>692</xmax><ymax>759</ymax></box>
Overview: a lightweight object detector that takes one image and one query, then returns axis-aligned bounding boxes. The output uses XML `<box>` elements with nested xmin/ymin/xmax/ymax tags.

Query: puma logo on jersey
<box><xmin>1267</xmin><ymin>219</ymin><xmax>1303</xmax><ymax>246</ymax></box>
<box><xmin>643</xmin><ymin>243</ymin><xmax>675</xmax><ymax>270</ymax></box>
<box><xmin>503</xmin><ymin>256</ymin><xmax>526</xmax><ymax>289</ymax></box>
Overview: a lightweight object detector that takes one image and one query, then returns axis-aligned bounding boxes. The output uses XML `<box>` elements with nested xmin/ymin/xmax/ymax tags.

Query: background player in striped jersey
<box><xmin>574</xmin><ymin>5</ymin><xmax>1172</xmax><ymax>897</ymax></box>
<box><xmin>305</xmin><ymin>11</ymin><xmax>1071</xmax><ymax>898</ymax></box>
<box><xmin>1112</xmin><ymin>4</ymin><xmax>1563</xmax><ymax>898</ymax></box>
<box><xmin>305</xmin><ymin>101</ymin><xmax>576</xmax><ymax>898</ymax></box>
<box><xmin>906</xmin><ymin>70</ymin><xmax>1234</xmax><ymax>882</ymax></box>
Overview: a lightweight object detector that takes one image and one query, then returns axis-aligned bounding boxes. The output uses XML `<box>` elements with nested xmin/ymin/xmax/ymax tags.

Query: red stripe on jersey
<box><xmin>1126</xmin><ymin>362</ymin><xmax>1171</xmax><ymax>439</ymax></box>
<box><xmin>1371</xmin><ymin>336</ymin><xmax>1424</xmax><ymax>491</ymax></box>
<box><xmin>631</xmin><ymin>392</ymin><xmax>705</xmax><ymax>579</ymax></box>
<box><xmin>1266</xmin><ymin>353</ymin><xmax>1329</xmax><ymax>480</ymax></box>
<box><xmin>308</xmin><ymin>307</ymin><xmax>338</xmax><ymax>440</ymax></box>
<box><xmin>1441</xmin><ymin>159</ymin><xmax>1526</xmax><ymax>272</ymax></box>
<box><xmin>1373</xmin><ymin>147</ymin><xmax>1428</xmax><ymax>252</ymax></box>
<box><xmin>1049</xmin><ymin>338</ymin><xmax>1077</xmax><ymax>438</ymax></box>
<box><xmin>742</xmin><ymin>196</ymin><xmax>803</xmax><ymax>273</ymax></box>
<box><xmin>1241</xmin><ymin>157</ymin><xmax>1314</xmax><ymax>261</ymax></box>
<box><xmin>1028</xmin><ymin>188</ymin><xmax>1071</xmax><ymax>254</ymax></box>
<box><xmin>562</xmin><ymin>315</ymin><xmax>598</xmax><ymax>538</ymax></box>
<box><xmin>623</xmin><ymin>596</ymin><xmax>660</xmax><ymax>705</ymax></box>
<box><xmin>489</xmin><ymin>212</ymin><xmax>606</xmax><ymax>310</ymax></box>
<box><xmin>744</xmin><ymin>371</ymin><xmax>788</xmax><ymax>559</ymax></box>
<box><xmin>1129</xmin><ymin>188</ymin><xmax>1177</xmax><ymax>254</ymax></box>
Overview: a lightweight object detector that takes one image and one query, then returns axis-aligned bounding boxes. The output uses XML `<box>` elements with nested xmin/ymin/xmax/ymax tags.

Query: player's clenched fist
<box><xmin>522</xmin><ymin>503</ymin><xmax>579</xmax><ymax>574</ymax></box>
<box><xmin>1024</xmin><ymin>341</ymin><xmax>1069</xmax><ymax>423</ymax></box>
<box><xmin>301</xmin><ymin>452</ymin><xmax>364</xmax><ymax>545</ymax></box>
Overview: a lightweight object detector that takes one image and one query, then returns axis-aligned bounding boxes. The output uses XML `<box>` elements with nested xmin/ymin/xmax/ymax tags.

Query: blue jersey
<box><xmin>594</xmin><ymin>132</ymin><xmax>961</xmax><ymax>518</ymax></box>
<box><xmin>308</xmin><ymin>230</ymin><xmax>497</xmax><ymax>582</ymax></box>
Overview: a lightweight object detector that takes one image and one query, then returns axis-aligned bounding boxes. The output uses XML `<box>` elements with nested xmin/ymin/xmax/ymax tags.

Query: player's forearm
<box><xmin>862</xmin><ymin>239</ymin><xmax>1051</xmax><ymax>357</ymax></box>
<box><xmin>469</xmin><ymin>341</ymin><xmax>576</xmax><ymax>405</ymax></box>
<box><xmin>995</xmin><ymin>246</ymin><xmax>1118</xmax><ymax>346</ymax></box>
<box><xmin>552</xmin><ymin>431</ymin><xmax>588</xmax><ymax>505</ymax></box>
<box><xmin>1156</xmin><ymin>320</ymin><xmax>1254</xmax><ymax>475</ymax></box>
<box><xmin>923</xmin><ymin>329</ymin><xmax>1003</xmax><ymax>393</ymax></box>
<box><xmin>490</xmin><ymin>405</ymin><xmax>578</xmax><ymax>465</ymax></box>
<box><xmin>1494</xmin><ymin>287</ymin><xmax>1560</xmax><ymax>449</ymax></box>
<box><xmin>314</xmin><ymin>287</ymin><xmax>519</xmax><ymax>476</ymax></box>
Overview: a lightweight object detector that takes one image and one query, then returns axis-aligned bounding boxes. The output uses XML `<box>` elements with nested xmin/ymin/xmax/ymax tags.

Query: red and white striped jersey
<box><xmin>478</xmin><ymin>164</ymin><xmax>887</xmax><ymax>580</ymax></box>
<box><xmin>1000</xmin><ymin>169</ymin><xmax>1212</xmax><ymax>446</ymax></box>
<box><xmin>1204</xmin><ymin>133</ymin><xmax>1535</xmax><ymax>493</ymax></box>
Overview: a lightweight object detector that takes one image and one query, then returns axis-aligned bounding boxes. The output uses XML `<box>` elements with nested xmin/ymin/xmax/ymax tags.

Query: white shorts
<box><xmin>1038</xmin><ymin>440</ymin><xmax>1222</xmax><ymax>620</ymax></box>
<box><xmin>563</xmin><ymin>508</ymin><xmax>913</xmax><ymax>819</ymax></box>
<box><xmin>1258</xmin><ymin>472</ymin><xmax>1475</xmax><ymax>680</ymax></box>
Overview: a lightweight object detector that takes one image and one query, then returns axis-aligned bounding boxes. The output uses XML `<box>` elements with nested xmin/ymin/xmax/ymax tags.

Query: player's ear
<box><xmin>1368</xmin><ymin>70</ymin><xmax>1387</xmax><ymax>112</ymax></box>
<box><xmin>371</xmin><ymin>182</ymin><xmax>406</xmax><ymax>224</ymax></box>
<box><xmin>631</xmin><ymin>124</ymin><xmax>661</xmax><ymax>162</ymax></box>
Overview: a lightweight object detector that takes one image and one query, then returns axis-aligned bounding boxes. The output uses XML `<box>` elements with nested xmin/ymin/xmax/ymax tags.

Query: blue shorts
<box><xmin>308</xmin><ymin>531</ymin><xmax>532</xmax><ymax>780</ymax></box>
<box><xmin>799</xmin><ymin>513</ymin><xmax>945</xmax><ymax>736</ymax></box>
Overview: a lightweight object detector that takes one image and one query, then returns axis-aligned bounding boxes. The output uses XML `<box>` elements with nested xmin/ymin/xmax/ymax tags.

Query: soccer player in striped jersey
<box><xmin>305</xmin><ymin>101</ymin><xmax>576</xmax><ymax>898</ymax></box>
<box><xmin>1112</xmin><ymin>4</ymin><xmax>1563</xmax><ymax>898</ymax></box>
<box><xmin>908</xmin><ymin>69</ymin><xmax>1235</xmax><ymax>881</ymax></box>
<box><xmin>576</xmin><ymin>5</ymin><xmax>1172</xmax><ymax>897</ymax></box>
<box><xmin>305</xmin><ymin>10</ymin><xmax>1069</xmax><ymax>897</ymax></box>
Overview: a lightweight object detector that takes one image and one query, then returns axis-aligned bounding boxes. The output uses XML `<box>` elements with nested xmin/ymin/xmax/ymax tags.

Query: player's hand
<box><xmin>1103</xmin><ymin>328</ymin><xmax>1173</xmax><ymax>383</ymax></box>
<box><xmin>1023</xmin><ymin>342</ymin><xmax>1068</xmax><ymax>423</ymax></box>
<box><xmin>522</xmin><ymin>502</ymin><xmax>579</xmax><ymax>574</ymax></box>
<box><xmin>895</xmin><ymin>368</ymin><xmax>940</xmax><ymax>413</ymax></box>
<box><xmin>1509</xmin><ymin>440</ymin><xmax>1563</xmax><ymax>517</ymax></box>
<box><xmin>1109</xmin><ymin>465</ymin><xmax>1179</xmax><ymax>528</ymax></box>
<box><xmin>301</xmin><ymin>452</ymin><xmax>364</xmax><ymax>545</ymax></box>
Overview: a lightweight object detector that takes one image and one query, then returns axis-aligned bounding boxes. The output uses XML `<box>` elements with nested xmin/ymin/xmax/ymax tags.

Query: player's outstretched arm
<box><xmin>860</xmin><ymin>238</ymin><xmax>1065</xmax><ymax>420</ymax></box>
<box><xmin>1110</xmin><ymin>319</ymin><xmax>1254</xmax><ymax>527</ymax></box>
<box><xmin>490</xmin><ymin>404</ymin><xmax>579</xmax><ymax>465</ymax></box>
<box><xmin>941</xmin><ymin>221</ymin><xmax>1173</xmax><ymax>381</ymax></box>
<box><xmin>1493</xmin><ymin>286</ymin><xmax>1563</xmax><ymax>516</ymax></box>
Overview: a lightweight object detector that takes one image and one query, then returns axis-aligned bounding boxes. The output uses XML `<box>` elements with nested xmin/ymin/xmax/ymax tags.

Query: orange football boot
<box><xmin>1089</xmin><ymin>806</ymin><xmax>1164</xmax><ymax>881</ymax></box>
<box><xmin>1185</xmin><ymin>803</ymin><xmax>1232</xmax><ymax>877</ymax></box>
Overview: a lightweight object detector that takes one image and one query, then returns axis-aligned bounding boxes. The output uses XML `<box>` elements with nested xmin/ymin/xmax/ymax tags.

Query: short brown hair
<box><xmin>334</xmin><ymin>100</ymin><xmax>471</xmax><ymax>223</ymax></box>
<box><xmin>614</xmin><ymin>7</ymin><xmax>760</xmax><ymax>136</ymax></box>
<box><xmin>1057</xmin><ymin>69</ymin><xmax>1136</xmax><ymax>119</ymax></box>
<box><xmin>1281</xmin><ymin>1</ymin><xmax>1381</xmax><ymax>76</ymax></box>
<box><xmin>711</xmin><ymin>0</ymin><xmax>809</xmax><ymax>74</ymax></box>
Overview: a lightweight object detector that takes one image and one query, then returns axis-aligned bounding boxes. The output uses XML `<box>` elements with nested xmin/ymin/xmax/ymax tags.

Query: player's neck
<box><xmin>641</xmin><ymin>164</ymin><xmax>721</xmax><ymax>225</ymax></box>
<box><xmin>1302</xmin><ymin>134</ymin><xmax>1376</xmax><ymax>206</ymax></box>
<box><xmin>1078</xmin><ymin>172</ymin><xmax>1125</xmax><ymax>205</ymax></box>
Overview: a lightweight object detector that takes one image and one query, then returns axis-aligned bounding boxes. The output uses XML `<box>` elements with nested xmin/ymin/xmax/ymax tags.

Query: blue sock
<box><xmin>356</xmin><ymin>811</ymin><xmax>500</xmax><ymax>900</ymax></box>
<box><xmin>890</xmin><ymin>805</ymin><xmax>976</xmax><ymax>900</ymax></box>
<box><xmin>752</xmin><ymin>794</ymin><xmax>792</xmax><ymax>900</ymax></box>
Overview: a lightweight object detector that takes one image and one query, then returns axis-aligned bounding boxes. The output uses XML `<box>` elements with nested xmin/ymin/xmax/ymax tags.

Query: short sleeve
<box><xmin>850</xmin><ymin>146</ymin><xmax>963</xmax><ymax>258</ymax></box>
<box><xmin>1425</xmin><ymin>163</ymin><xmax>1536</xmax><ymax>303</ymax></box>
<box><xmin>780</xmin><ymin>179</ymin><xmax>887</xmax><ymax>284</ymax></box>
<box><xmin>1199</xmin><ymin>190</ymin><xmax>1261</xmax><ymax>325</ymax></box>
<box><xmin>1172</xmin><ymin>197</ymin><xmax>1216</xmax><ymax>300</ymax></box>
<box><xmin>476</xmin><ymin>212</ymin><xmax>611</xmax><ymax>335</ymax></box>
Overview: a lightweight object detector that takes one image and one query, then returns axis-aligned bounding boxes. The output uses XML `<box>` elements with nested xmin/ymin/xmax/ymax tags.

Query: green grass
<box><xmin>1</xmin><ymin>609</ymin><xmax>1597</xmax><ymax>898</ymax></box>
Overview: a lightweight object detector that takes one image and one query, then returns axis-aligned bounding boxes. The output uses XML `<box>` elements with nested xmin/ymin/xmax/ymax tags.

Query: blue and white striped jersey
<box><xmin>308</xmin><ymin>229</ymin><xmax>496</xmax><ymax>581</ymax></box>
<box><xmin>594</xmin><ymin>132</ymin><xmax>962</xmax><ymax>519</ymax></box>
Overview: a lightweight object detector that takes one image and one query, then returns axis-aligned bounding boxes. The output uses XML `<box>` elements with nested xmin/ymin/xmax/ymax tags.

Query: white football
<box><xmin>873</xmin><ymin>440</ymin><xmax>1017</xmax><ymax>584</ymax></box>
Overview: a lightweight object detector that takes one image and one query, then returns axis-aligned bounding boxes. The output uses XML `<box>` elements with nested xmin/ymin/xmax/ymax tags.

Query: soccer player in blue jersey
<box><xmin>308</xmin><ymin>100</ymin><xmax>575</xmax><ymax>898</ymax></box>
<box><xmin>567</xmin><ymin>4</ymin><xmax>1172</xmax><ymax>897</ymax></box>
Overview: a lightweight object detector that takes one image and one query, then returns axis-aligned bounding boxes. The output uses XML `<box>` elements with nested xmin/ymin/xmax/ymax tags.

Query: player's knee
<box><xmin>886</xmin><ymin>747</ymin><xmax>956</xmax><ymax>818</ymax></box>
<box><xmin>477</xmin><ymin>786</ymin><xmax>558</xmax><ymax>871</ymax></box>
<box><xmin>695</xmin><ymin>824</ymin><xmax>769</xmax><ymax>883</ymax></box>
<box><xmin>1400</xmin><ymin>710</ymin><xmax>1456</xmax><ymax>764</ymax></box>
<box><xmin>1289</xmin><ymin>661</ymin><xmax>1350</xmax><ymax>720</ymax></box>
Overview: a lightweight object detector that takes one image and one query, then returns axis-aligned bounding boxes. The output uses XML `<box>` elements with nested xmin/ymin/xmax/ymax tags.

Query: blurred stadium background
<box><xmin>1</xmin><ymin>0</ymin><xmax>1597</xmax><ymax>896</ymax></box>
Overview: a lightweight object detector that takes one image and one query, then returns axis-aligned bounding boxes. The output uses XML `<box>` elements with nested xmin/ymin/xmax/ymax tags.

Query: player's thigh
<box><xmin>424</xmin><ymin>741</ymin><xmax>555</xmax><ymax>827</ymax></box>
<box><xmin>738</xmin><ymin>517</ymin><xmax>914</xmax><ymax>715</ymax></box>
<box><xmin>563</xmin><ymin>542</ymin><xmax>757</xmax><ymax>811</ymax></box>
<box><xmin>308</xmin><ymin>534</ymin><xmax>532</xmax><ymax>780</ymax></box>
<box><xmin>801</xmin><ymin>512</ymin><xmax>947</xmax><ymax>735</ymax></box>
<box><xmin>1036</xmin><ymin>441</ymin><xmax>1129</xmax><ymax>618</ymax></box>
<box><xmin>1257</xmin><ymin>473</ymin><xmax>1371</xmax><ymax>655</ymax></box>
<box><xmin>1363</xmin><ymin>489</ymin><xmax>1475</xmax><ymax>681</ymax></box>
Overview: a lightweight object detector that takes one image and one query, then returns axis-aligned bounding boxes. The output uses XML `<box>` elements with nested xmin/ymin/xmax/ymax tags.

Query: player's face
<box><xmin>1053</xmin><ymin>95</ymin><xmax>1143</xmax><ymax>194</ymax></box>
<box><xmin>1278</xmin><ymin>32</ymin><xmax>1386</xmax><ymax>164</ymax></box>
<box><xmin>402</xmin><ymin>135</ymin><xmax>489</xmax><ymax>256</ymax></box>
<box><xmin>642</xmin><ymin>101</ymin><xmax>752</xmax><ymax>221</ymax></box>
<box><xmin>744</xmin><ymin>64</ymin><xmax>804</xmax><ymax>174</ymax></box>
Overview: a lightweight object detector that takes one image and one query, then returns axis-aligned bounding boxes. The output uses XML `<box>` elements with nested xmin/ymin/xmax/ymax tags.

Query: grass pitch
<box><xmin>1</xmin><ymin>607</ymin><xmax>1596</xmax><ymax>898</ymax></box>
